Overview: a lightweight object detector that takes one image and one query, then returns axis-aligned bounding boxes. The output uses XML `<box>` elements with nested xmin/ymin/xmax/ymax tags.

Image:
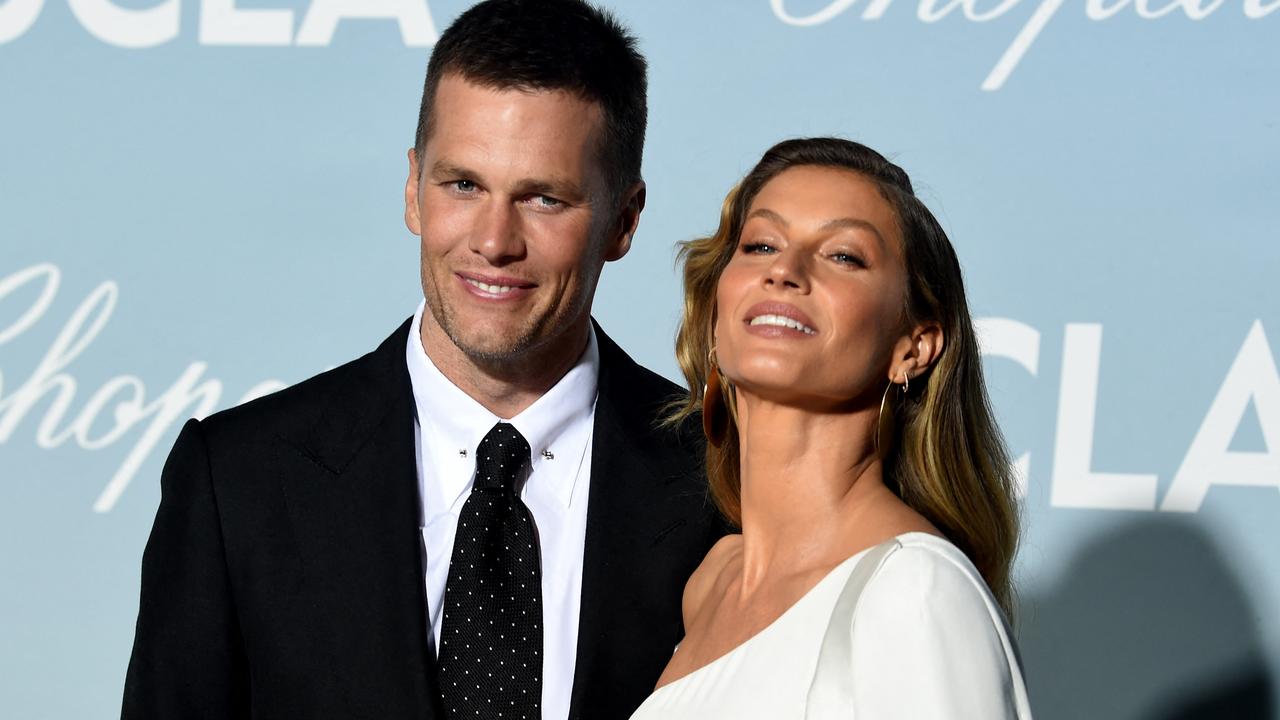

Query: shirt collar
<box><xmin>405</xmin><ymin>300</ymin><xmax>599</xmax><ymax>510</ymax></box>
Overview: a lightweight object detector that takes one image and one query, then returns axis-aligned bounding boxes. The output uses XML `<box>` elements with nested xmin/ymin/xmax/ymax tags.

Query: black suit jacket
<box><xmin>122</xmin><ymin>319</ymin><xmax>723</xmax><ymax>719</ymax></box>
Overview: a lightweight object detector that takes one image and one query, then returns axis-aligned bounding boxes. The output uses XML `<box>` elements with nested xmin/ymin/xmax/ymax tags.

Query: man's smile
<box><xmin>455</xmin><ymin>270</ymin><xmax>537</xmax><ymax>301</ymax></box>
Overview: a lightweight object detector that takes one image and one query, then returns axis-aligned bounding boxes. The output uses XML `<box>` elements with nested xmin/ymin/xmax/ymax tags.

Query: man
<box><xmin>121</xmin><ymin>1</ymin><xmax>722</xmax><ymax>718</ymax></box>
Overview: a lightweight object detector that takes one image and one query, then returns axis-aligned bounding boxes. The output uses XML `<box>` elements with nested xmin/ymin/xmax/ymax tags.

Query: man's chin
<box><xmin>444</xmin><ymin>322</ymin><xmax>536</xmax><ymax>363</ymax></box>
<box><xmin>428</xmin><ymin>296</ymin><xmax>590</xmax><ymax>367</ymax></box>
<box><xmin>455</xmin><ymin>339</ymin><xmax>527</xmax><ymax>364</ymax></box>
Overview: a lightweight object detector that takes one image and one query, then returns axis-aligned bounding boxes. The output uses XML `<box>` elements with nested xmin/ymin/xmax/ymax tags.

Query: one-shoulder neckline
<box><xmin>651</xmin><ymin>532</ymin><xmax>945</xmax><ymax>696</ymax></box>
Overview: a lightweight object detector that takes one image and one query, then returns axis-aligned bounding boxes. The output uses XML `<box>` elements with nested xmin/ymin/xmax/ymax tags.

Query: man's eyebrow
<box><xmin>428</xmin><ymin>162</ymin><xmax>586</xmax><ymax>201</ymax></box>
<box><xmin>429</xmin><ymin>161</ymin><xmax>474</xmax><ymax>179</ymax></box>
<box><xmin>513</xmin><ymin>177</ymin><xmax>586</xmax><ymax>202</ymax></box>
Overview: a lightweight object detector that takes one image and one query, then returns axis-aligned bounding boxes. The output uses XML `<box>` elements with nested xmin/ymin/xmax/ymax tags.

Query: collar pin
<box><xmin>458</xmin><ymin>448</ymin><xmax>467</xmax><ymax>458</ymax></box>
<box><xmin>541</xmin><ymin>450</ymin><xmax>554</xmax><ymax>460</ymax></box>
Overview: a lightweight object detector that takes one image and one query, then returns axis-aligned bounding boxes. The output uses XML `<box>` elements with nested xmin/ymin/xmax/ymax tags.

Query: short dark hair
<box><xmin>414</xmin><ymin>0</ymin><xmax>648</xmax><ymax>199</ymax></box>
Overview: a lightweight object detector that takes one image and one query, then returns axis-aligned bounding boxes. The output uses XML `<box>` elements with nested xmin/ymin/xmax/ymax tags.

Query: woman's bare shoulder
<box><xmin>681</xmin><ymin>534</ymin><xmax>743</xmax><ymax>625</ymax></box>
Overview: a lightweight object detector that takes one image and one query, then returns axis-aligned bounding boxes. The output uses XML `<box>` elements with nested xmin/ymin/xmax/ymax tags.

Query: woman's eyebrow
<box><xmin>820</xmin><ymin>217</ymin><xmax>886</xmax><ymax>247</ymax></box>
<box><xmin>746</xmin><ymin>208</ymin><xmax>788</xmax><ymax>227</ymax></box>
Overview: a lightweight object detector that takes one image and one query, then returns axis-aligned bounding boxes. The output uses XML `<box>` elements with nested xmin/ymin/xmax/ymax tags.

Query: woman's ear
<box><xmin>890</xmin><ymin>321</ymin><xmax>944</xmax><ymax>382</ymax></box>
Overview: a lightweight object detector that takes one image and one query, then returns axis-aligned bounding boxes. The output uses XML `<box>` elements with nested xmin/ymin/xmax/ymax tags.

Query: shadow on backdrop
<box><xmin>1019</xmin><ymin>516</ymin><xmax>1276</xmax><ymax>720</ymax></box>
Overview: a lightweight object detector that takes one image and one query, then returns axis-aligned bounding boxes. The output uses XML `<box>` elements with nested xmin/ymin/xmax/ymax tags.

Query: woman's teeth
<box><xmin>749</xmin><ymin>314</ymin><xmax>816</xmax><ymax>334</ymax></box>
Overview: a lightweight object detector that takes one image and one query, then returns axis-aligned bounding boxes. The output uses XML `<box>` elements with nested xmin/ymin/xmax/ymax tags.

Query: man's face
<box><xmin>405</xmin><ymin>74</ymin><xmax>638</xmax><ymax>366</ymax></box>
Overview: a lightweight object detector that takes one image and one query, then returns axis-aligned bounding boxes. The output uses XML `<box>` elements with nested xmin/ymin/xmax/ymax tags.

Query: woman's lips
<box><xmin>743</xmin><ymin>302</ymin><xmax>818</xmax><ymax>336</ymax></box>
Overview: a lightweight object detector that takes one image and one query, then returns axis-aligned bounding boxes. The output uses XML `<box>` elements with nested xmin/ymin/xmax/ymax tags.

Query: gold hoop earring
<box><xmin>874</xmin><ymin>370</ymin><xmax>909</xmax><ymax>456</ymax></box>
<box><xmin>703</xmin><ymin>345</ymin><xmax>729</xmax><ymax>447</ymax></box>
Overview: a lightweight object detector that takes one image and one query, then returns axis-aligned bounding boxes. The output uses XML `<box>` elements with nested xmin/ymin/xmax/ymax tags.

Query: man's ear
<box><xmin>404</xmin><ymin>148</ymin><xmax>422</xmax><ymax>235</ymax></box>
<box><xmin>604</xmin><ymin>181</ymin><xmax>645</xmax><ymax>262</ymax></box>
<box><xmin>890</xmin><ymin>321</ymin><xmax>944</xmax><ymax>382</ymax></box>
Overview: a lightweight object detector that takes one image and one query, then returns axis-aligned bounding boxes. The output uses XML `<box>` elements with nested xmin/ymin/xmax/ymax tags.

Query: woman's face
<box><xmin>714</xmin><ymin>165</ymin><xmax>912</xmax><ymax>409</ymax></box>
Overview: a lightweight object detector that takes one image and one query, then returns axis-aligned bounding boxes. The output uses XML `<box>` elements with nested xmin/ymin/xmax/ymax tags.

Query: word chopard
<box><xmin>5</xmin><ymin>263</ymin><xmax>1278</xmax><ymax>516</ymax></box>
<box><xmin>4</xmin><ymin>1</ymin><xmax>1275</xmax><ymax>90</ymax></box>
<box><xmin>0</xmin><ymin>263</ymin><xmax>286</xmax><ymax>513</ymax></box>
<box><xmin>771</xmin><ymin>0</ymin><xmax>1279</xmax><ymax>90</ymax></box>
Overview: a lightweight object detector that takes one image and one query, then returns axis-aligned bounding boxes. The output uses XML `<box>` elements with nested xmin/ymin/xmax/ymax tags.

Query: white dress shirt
<box><xmin>405</xmin><ymin>300</ymin><xmax>597</xmax><ymax>720</ymax></box>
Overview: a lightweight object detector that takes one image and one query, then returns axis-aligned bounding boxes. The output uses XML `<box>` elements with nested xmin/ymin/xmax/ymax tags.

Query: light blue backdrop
<box><xmin>2</xmin><ymin>1</ymin><xmax>1277</xmax><ymax>718</ymax></box>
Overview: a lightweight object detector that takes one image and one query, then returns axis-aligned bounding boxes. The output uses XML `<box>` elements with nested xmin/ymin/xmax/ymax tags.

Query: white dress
<box><xmin>629</xmin><ymin>533</ymin><xmax>1033</xmax><ymax>719</ymax></box>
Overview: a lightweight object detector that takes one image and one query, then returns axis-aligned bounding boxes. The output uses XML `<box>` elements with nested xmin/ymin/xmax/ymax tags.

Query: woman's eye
<box><xmin>741</xmin><ymin>242</ymin><xmax>776</xmax><ymax>254</ymax></box>
<box><xmin>831</xmin><ymin>252</ymin><xmax>867</xmax><ymax>267</ymax></box>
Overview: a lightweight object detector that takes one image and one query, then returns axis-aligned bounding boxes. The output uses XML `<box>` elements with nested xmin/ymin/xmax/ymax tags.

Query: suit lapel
<box><xmin>269</xmin><ymin>318</ymin><xmax>711</xmax><ymax>719</ymax></box>
<box><xmin>275</xmin><ymin>319</ymin><xmax>444</xmax><ymax>718</ymax></box>
<box><xmin>569</xmin><ymin>325</ymin><xmax>717</xmax><ymax>719</ymax></box>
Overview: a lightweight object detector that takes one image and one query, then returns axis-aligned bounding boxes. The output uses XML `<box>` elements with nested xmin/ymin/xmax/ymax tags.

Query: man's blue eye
<box><xmin>452</xmin><ymin>180</ymin><xmax>476</xmax><ymax>192</ymax></box>
<box><xmin>536</xmin><ymin>195</ymin><xmax>562</xmax><ymax>207</ymax></box>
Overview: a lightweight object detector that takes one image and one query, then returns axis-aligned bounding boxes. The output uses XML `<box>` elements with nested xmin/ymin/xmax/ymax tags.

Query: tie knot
<box><xmin>473</xmin><ymin>422</ymin><xmax>530</xmax><ymax>492</ymax></box>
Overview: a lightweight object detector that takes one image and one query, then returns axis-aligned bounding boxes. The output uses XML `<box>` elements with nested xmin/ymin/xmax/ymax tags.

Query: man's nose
<box><xmin>469</xmin><ymin>200</ymin><xmax>526</xmax><ymax>264</ymax></box>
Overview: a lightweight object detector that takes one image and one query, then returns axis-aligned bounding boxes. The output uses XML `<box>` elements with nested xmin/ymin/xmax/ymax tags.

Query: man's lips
<box><xmin>455</xmin><ymin>271</ymin><xmax>536</xmax><ymax>299</ymax></box>
<box><xmin>743</xmin><ymin>301</ymin><xmax>818</xmax><ymax>336</ymax></box>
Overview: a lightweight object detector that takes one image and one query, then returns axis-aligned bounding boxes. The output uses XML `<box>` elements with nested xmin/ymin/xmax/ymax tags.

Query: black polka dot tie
<box><xmin>439</xmin><ymin>422</ymin><xmax>542</xmax><ymax>720</ymax></box>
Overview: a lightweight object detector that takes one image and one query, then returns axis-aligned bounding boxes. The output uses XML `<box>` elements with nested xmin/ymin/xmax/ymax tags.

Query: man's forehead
<box><xmin>424</xmin><ymin>75</ymin><xmax>608</xmax><ymax>184</ymax></box>
<box><xmin>434</xmin><ymin>73</ymin><xmax>604</xmax><ymax>121</ymax></box>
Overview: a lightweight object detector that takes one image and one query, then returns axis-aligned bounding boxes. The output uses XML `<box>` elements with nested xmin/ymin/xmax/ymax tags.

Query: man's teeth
<box><xmin>466</xmin><ymin>278</ymin><xmax>518</xmax><ymax>294</ymax></box>
<box><xmin>749</xmin><ymin>314</ymin><xmax>816</xmax><ymax>334</ymax></box>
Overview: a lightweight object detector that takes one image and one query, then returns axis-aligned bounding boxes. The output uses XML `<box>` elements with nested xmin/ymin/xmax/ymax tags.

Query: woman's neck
<box><xmin>733</xmin><ymin>392</ymin><xmax>887</xmax><ymax>594</ymax></box>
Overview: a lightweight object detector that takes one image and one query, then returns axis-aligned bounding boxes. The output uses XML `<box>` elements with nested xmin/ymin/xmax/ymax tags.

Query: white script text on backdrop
<box><xmin>2</xmin><ymin>1</ymin><xmax>1276</xmax><ymax>89</ymax></box>
<box><xmin>2</xmin><ymin>264</ymin><xmax>1277</xmax><ymax>513</ymax></box>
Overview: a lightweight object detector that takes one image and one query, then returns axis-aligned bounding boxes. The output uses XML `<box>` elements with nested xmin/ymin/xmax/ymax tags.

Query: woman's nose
<box><xmin>764</xmin><ymin>251</ymin><xmax>809</xmax><ymax>292</ymax></box>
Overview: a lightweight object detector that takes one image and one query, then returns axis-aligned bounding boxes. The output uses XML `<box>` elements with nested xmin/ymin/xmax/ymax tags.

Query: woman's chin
<box><xmin>731</xmin><ymin>376</ymin><xmax>857</xmax><ymax>412</ymax></box>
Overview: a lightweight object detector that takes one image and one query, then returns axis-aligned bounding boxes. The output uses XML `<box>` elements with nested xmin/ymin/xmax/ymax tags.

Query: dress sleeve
<box><xmin>849</xmin><ymin>544</ymin><xmax>1022</xmax><ymax>719</ymax></box>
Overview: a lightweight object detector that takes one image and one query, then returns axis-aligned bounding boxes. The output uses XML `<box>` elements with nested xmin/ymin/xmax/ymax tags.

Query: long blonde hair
<box><xmin>668</xmin><ymin>138</ymin><xmax>1020</xmax><ymax>616</ymax></box>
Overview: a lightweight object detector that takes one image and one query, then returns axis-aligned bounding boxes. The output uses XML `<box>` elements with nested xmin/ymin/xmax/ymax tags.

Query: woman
<box><xmin>631</xmin><ymin>138</ymin><xmax>1032</xmax><ymax>718</ymax></box>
